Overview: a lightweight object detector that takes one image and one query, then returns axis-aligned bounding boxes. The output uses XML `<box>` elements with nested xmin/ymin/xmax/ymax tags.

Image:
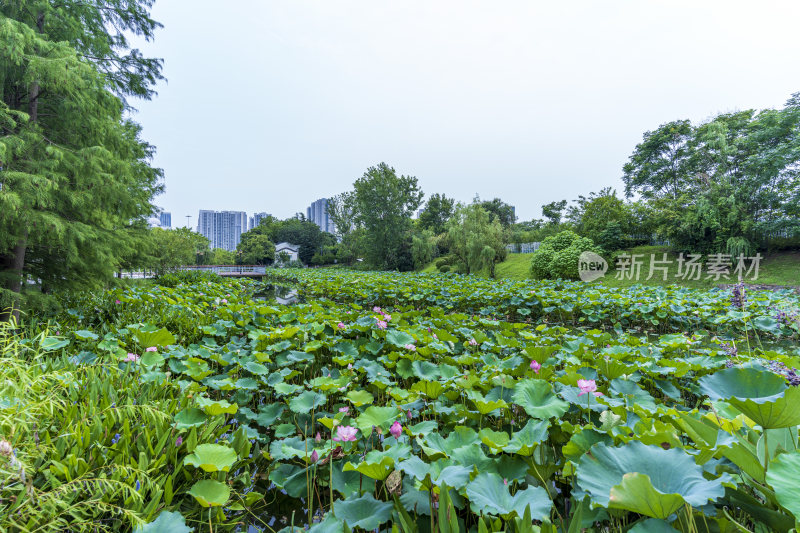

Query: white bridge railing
<box><xmin>178</xmin><ymin>265</ymin><xmax>267</xmax><ymax>275</ymax></box>
<box><xmin>118</xmin><ymin>265</ymin><xmax>268</xmax><ymax>278</ymax></box>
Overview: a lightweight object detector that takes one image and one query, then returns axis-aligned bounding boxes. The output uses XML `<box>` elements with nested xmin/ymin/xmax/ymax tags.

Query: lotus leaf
<box><xmin>576</xmin><ymin>442</ymin><xmax>727</xmax><ymax>515</ymax></box>
<box><xmin>183</xmin><ymin>443</ymin><xmax>238</xmax><ymax>472</ymax></box>
<box><xmin>699</xmin><ymin>368</ymin><xmax>800</xmax><ymax>428</ymax></box>
<box><xmin>465</xmin><ymin>473</ymin><xmax>551</xmax><ymax>519</ymax></box>
<box><xmin>134</xmin><ymin>511</ymin><xmax>191</xmax><ymax>533</ymax></box>
<box><xmin>513</xmin><ymin>379</ymin><xmax>569</xmax><ymax>419</ymax></box>
<box><xmin>766</xmin><ymin>450</ymin><xmax>800</xmax><ymax>518</ymax></box>
<box><xmin>333</xmin><ymin>493</ymin><xmax>393</xmax><ymax>530</ymax></box>
<box><xmin>187</xmin><ymin>479</ymin><xmax>230</xmax><ymax>507</ymax></box>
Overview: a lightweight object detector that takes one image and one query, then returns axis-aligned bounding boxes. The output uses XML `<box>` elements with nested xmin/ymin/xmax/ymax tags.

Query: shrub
<box><xmin>530</xmin><ymin>230</ymin><xmax>604</xmax><ymax>280</ymax></box>
<box><xmin>439</xmin><ymin>265</ymin><xmax>450</xmax><ymax>273</ymax></box>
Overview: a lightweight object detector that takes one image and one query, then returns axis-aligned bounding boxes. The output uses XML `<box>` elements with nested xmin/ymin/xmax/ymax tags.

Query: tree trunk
<box><xmin>0</xmin><ymin>233</ymin><xmax>27</xmax><ymax>323</ymax></box>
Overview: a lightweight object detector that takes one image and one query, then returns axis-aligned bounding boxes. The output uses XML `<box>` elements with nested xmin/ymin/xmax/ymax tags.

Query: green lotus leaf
<box><xmin>411</xmin><ymin>380</ymin><xmax>444</xmax><ymax>398</ymax></box>
<box><xmin>467</xmin><ymin>390</ymin><xmax>508</xmax><ymax>415</ymax></box>
<box><xmin>479</xmin><ymin>428</ymin><xmax>509</xmax><ymax>452</ymax></box>
<box><xmin>386</xmin><ymin>330</ymin><xmax>415</xmax><ymax>348</ymax></box>
<box><xmin>269</xmin><ymin>437</ymin><xmax>315</xmax><ymax>461</ymax></box>
<box><xmin>355</xmin><ymin>406</ymin><xmax>399</xmax><ymax>433</ymax></box>
<box><xmin>465</xmin><ymin>472</ymin><xmax>551</xmax><ymax>520</ymax></box>
<box><xmin>268</xmin><ymin>463</ymin><xmax>311</xmax><ymax>498</ymax></box>
<box><xmin>609</xmin><ymin>472</ymin><xmax>689</xmax><ymax>519</ymax></box>
<box><xmin>397</xmin><ymin>455</ymin><xmax>432</xmax><ymax>481</ymax></box>
<box><xmin>346</xmin><ymin>390</ymin><xmax>374</xmax><ymax>407</ymax></box>
<box><xmin>244</xmin><ymin>361</ymin><xmax>269</xmax><ymax>374</ymax></box>
<box><xmin>187</xmin><ymin>479</ymin><xmax>230</xmax><ymax>507</ymax></box>
<box><xmin>513</xmin><ymin>379</ymin><xmax>569</xmax><ymax>419</ymax></box>
<box><xmin>607</xmin><ymin>379</ymin><xmax>657</xmax><ymax>412</ymax></box>
<box><xmin>254</xmin><ymin>403</ymin><xmax>284</xmax><ymax>427</ymax></box>
<box><xmin>766</xmin><ymin>450</ymin><xmax>800</xmax><ymax>518</ymax></box>
<box><xmin>289</xmin><ymin>390</ymin><xmax>326</xmax><ymax>414</ymax></box>
<box><xmin>409</xmin><ymin>420</ymin><xmax>438</xmax><ymax>436</ymax></box>
<box><xmin>308</xmin><ymin>513</ymin><xmax>346</xmax><ymax>533</ymax></box>
<box><xmin>343</xmin><ymin>455</ymin><xmax>395</xmax><ymax>481</ymax></box>
<box><xmin>183</xmin><ymin>443</ymin><xmax>238</xmax><ymax>472</ymax></box>
<box><xmin>432</xmin><ymin>464</ymin><xmax>472</xmax><ymax>490</ymax></box>
<box><xmin>698</xmin><ymin>368</ymin><xmax>800</xmax><ymax>428</ymax></box>
<box><xmin>411</xmin><ymin>360</ymin><xmax>440</xmax><ymax>380</ymax></box>
<box><xmin>40</xmin><ymin>337</ymin><xmax>70</xmax><ymax>351</ymax></box>
<box><xmin>420</xmin><ymin>426</ymin><xmax>480</xmax><ymax>458</ymax></box>
<box><xmin>628</xmin><ymin>518</ymin><xmax>680</xmax><ymax>533</ymax></box>
<box><xmin>504</xmin><ymin>419</ymin><xmax>550</xmax><ymax>456</ymax></box>
<box><xmin>333</xmin><ymin>493</ymin><xmax>394</xmax><ymax>530</ymax></box>
<box><xmin>140</xmin><ymin>351</ymin><xmax>164</xmax><ymax>367</ymax></box>
<box><xmin>334</xmin><ymin>342</ymin><xmax>359</xmax><ymax>358</ymax></box>
<box><xmin>74</xmin><ymin>330</ymin><xmax>99</xmax><ymax>341</ymax></box>
<box><xmin>576</xmin><ymin>442</ymin><xmax>727</xmax><ymax>513</ymax></box>
<box><xmin>134</xmin><ymin>511</ymin><xmax>191</xmax><ymax>533</ymax></box>
<box><xmin>195</xmin><ymin>396</ymin><xmax>238</xmax><ymax>416</ymax></box>
<box><xmin>173</xmin><ymin>407</ymin><xmax>207</xmax><ymax>429</ymax></box>
<box><xmin>698</xmin><ymin>367</ymin><xmax>786</xmax><ymax>403</ymax></box>
<box><xmin>134</xmin><ymin>327</ymin><xmax>176</xmax><ymax>348</ymax></box>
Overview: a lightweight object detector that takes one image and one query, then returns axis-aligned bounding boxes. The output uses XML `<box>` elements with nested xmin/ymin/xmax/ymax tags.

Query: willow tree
<box><xmin>0</xmin><ymin>2</ymin><xmax>163</xmax><ymax>321</ymax></box>
<box><xmin>446</xmin><ymin>204</ymin><xmax>507</xmax><ymax>277</ymax></box>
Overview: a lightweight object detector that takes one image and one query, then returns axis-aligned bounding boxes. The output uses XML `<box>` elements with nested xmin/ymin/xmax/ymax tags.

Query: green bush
<box><xmin>530</xmin><ymin>230</ymin><xmax>603</xmax><ymax>280</ymax></box>
<box><xmin>439</xmin><ymin>265</ymin><xmax>450</xmax><ymax>273</ymax></box>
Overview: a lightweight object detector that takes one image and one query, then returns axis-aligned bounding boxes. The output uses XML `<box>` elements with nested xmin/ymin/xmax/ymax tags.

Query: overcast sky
<box><xmin>132</xmin><ymin>1</ymin><xmax>800</xmax><ymax>226</ymax></box>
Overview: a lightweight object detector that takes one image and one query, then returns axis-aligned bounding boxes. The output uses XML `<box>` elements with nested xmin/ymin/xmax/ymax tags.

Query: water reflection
<box><xmin>253</xmin><ymin>284</ymin><xmax>301</xmax><ymax>305</ymax></box>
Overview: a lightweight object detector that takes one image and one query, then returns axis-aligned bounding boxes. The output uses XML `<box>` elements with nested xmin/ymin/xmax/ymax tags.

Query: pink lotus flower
<box><xmin>469</xmin><ymin>338</ymin><xmax>478</xmax><ymax>346</ymax></box>
<box><xmin>530</xmin><ymin>360</ymin><xmax>541</xmax><ymax>374</ymax></box>
<box><xmin>310</xmin><ymin>450</ymin><xmax>319</xmax><ymax>462</ymax></box>
<box><xmin>124</xmin><ymin>353</ymin><xmax>139</xmax><ymax>362</ymax></box>
<box><xmin>377</xmin><ymin>320</ymin><xmax>388</xmax><ymax>330</ymax></box>
<box><xmin>577</xmin><ymin>379</ymin><xmax>599</xmax><ymax>396</ymax></box>
<box><xmin>407</xmin><ymin>410</ymin><xmax>413</xmax><ymax>419</ymax></box>
<box><xmin>433</xmin><ymin>333</ymin><xmax>438</xmax><ymax>339</ymax></box>
<box><xmin>339</xmin><ymin>406</ymin><xmax>349</xmax><ymax>414</ymax></box>
<box><xmin>384</xmin><ymin>314</ymin><xmax>391</xmax><ymax>322</ymax></box>
<box><xmin>315</xmin><ymin>432</ymin><xmax>321</xmax><ymax>443</ymax></box>
<box><xmin>333</xmin><ymin>426</ymin><xmax>358</xmax><ymax>442</ymax></box>
<box><xmin>221</xmin><ymin>298</ymin><xmax>228</xmax><ymax>304</ymax></box>
<box><xmin>347</xmin><ymin>363</ymin><xmax>353</xmax><ymax>370</ymax></box>
<box><xmin>337</xmin><ymin>322</ymin><xmax>346</xmax><ymax>329</ymax></box>
<box><xmin>175</xmin><ymin>436</ymin><xmax>183</xmax><ymax>447</ymax></box>
<box><xmin>404</xmin><ymin>344</ymin><xmax>416</xmax><ymax>351</ymax></box>
<box><xmin>373</xmin><ymin>306</ymin><xmax>382</xmax><ymax>313</ymax></box>
<box><xmin>115</xmin><ymin>299</ymin><xmax>122</xmax><ymax>304</ymax></box>
<box><xmin>390</xmin><ymin>421</ymin><xmax>403</xmax><ymax>439</ymax></box>
<box><xmin>145</xmin><ymin>346</ymin><xmax>157</xmax><ymax>352</ymax></box>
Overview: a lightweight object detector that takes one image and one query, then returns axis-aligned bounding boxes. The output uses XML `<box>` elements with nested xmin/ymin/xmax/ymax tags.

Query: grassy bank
<box><xmin>423</xmin><ymin>247</ymin><xmax>800</xmax><ymax>288</ymax></box>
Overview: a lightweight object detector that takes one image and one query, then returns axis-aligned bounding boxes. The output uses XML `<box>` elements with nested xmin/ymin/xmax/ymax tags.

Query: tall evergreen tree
<box><xmin>0</xmin><ymin>2</ymin><xmax>163</xmax><ymax>321</ymax></box>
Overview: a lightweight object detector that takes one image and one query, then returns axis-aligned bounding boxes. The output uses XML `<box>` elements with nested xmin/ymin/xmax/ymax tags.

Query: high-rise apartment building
<box><xmin>159</xmin><ymin>211</ymin><xmax>172</xmax><ymax>228</ymax></box>
<box><xmin>197</xmin><ymin>210</ymin><xmax>248</xmax><ymax>251</ymax></box>
<box><xmin>306</xmin><ymin>198</ymin><xmax>335</xmax><ymax>234</ymax></box>
<box><xmin>249</xmin><ymin>212</ymin><xmax>270</xmax><ymax>230</ymax></box>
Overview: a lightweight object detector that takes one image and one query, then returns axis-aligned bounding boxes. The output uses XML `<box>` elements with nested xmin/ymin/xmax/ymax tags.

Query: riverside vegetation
<box><xmin>1</xmin><ymin>269</ymin><xmax>800</xmax><ymax>532</ymax></box>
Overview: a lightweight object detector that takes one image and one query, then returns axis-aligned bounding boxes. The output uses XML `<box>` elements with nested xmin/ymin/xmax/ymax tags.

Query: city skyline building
<box><xmin>306</xmin><ymin>198</ymin><xmax>335</xmax><ymax>234</ymax></box>
<box><xmin>249</xmin><ymin>212</ymin><xmax>271</xmax><ymax>230</ymax></box>
<box><xmin>159</xmin><ymin>211</ymin><xmax>172</xmax><ymax>228</ymax></box>
<box><xmin>197</xmin><ymin>210</ymin><xmax>247</xmax><ymax>251</ymax></box>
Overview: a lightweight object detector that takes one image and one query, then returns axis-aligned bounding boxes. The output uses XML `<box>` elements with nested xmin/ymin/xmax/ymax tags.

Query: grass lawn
<box><xmin>421</xmin><ymin>247</ymin><xmax>799</xmax><ymax>288</ymax></box>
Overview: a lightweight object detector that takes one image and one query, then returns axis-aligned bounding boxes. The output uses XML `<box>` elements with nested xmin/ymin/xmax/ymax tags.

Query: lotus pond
<box><xmin>1</xmin><ymin>269</ymin><xmax>799</xmax><ymax>532</ymax></box>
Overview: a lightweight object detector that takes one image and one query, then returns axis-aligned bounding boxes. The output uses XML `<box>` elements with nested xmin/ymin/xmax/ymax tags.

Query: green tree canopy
<box><xmin>352</xmin><ymin>163</ymin><xmax>423</xmax><ymax>270</ymax></box>
<box><xmin>236</xmin><ymin>233</ymin><xmax>275</xmax><ymax>265</ymax></box>
<box><xmin>418</xmin><ymin>193</ymin><xmax>455</xmax><ymax>235</ymax></box>
<box><xmin>148</xmin><ymin>228</ymin><xmax>209</xmax><ymax>274</ymax></box>
<box><xmin>477</xmin><ymin>197</ymin><xmax>517</xmax><ymax>227</ymax></box>
<box><xmin>445</xmin><ymin>204</ymin><xmax>507</xmax><ymax>277</ymax></box>
<box><xmin>0</xmin><ymin>3</ymin><xmax>163</xmax><ymax>321</ymax></box>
